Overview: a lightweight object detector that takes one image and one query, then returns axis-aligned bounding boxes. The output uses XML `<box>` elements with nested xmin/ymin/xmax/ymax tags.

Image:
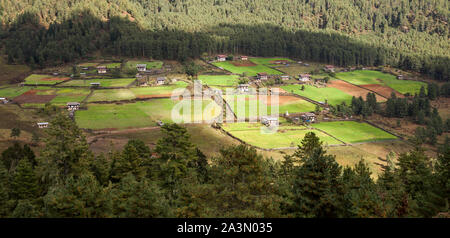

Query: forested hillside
<box><xmin>0</xmin><ymin>0</ymin><xmax>448</xmax><ymax>80</ymax></box>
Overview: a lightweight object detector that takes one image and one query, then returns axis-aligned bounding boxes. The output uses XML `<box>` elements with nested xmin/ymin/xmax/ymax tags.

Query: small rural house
<box><xmin>97</xmin><ymin>66</ymin><xmax>107</xmax><ymax>74</ymax></box>
<box><xmin>281</xmin><ymin>75</ymin><xmax>290</xmax><ymax>81</ymax></box>
<box><xmin>156</xmin><ymin>77</ymin><xmax>166</xmax><ymax>85</ymax></box>
<box><xmin>301</xmin><ymin>112</ymin><xmax>316</xmax><ymax>123</ymax></box>
<box><xmin>257</xmin><ymin>72</ymin><xmax>268</xmax><ymax>81</ymax></box>
<box><xmin>90</xmin><ymin>82</ymin><xmax>100</xmax><ymax>88</ymax></box>
<box><xmin>0</xmin><ymin>97</ymin><xmax>9</xmax><ymax>104</ymax></box>
<box><xmin>397</xmin><ymin>75</ymin><xmax>404</xmax><ymax>80</ymax></box>
<box><xmin>216</xmin><ymin>54</ymin><xmax>227</xmax><ymax>62</ymax></box>
<box><xmin>299</xmin><ymin>74</ymin><xmax>311</xmax><ymax>82</ymax></box>
<box><xmin>237</xmin><ymin>84</ymin><xmax>249</xmax><ymax>93</ymax></box>
<box><xmin>80</xmin><ymin>72</ymin><xmax>86</xmax><ymax>78</ymax></box>
<box><xmin>240</xmin><ymin>56</ymin><xmax>248</xmax><ymax>61</ymax></box>
<box><xmin>261</xmin><ymin>116</ymin><xmax>278</xmax><ymax>127</ymax></box>
<box><xmin>37</xmin><ymin>122</ymin><xmax>49</xmax><ymax>128</ymax></box>
<box><xmin>137</xmin><ymin>64</ymin><xmax>147</xmax><ymax>72</ymax></box>
<box><xmin>67</xmin><ymin>102</ymin><xmax>80</xmax><ymax>111</ymax></box>
<box><xmin>324</xmin><ymin>65</ymin><xmax>335</xmax><ymax>72</ymax></box>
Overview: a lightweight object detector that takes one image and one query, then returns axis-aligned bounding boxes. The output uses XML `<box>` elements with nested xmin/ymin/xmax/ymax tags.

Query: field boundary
<box><xmin>334</xmin><ymin>79</ymin><xmax>390</xmax><ymax>99</ymax></box>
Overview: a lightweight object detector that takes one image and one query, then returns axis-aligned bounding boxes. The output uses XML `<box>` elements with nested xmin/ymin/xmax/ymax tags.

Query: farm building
<box><xmin>137</xmin><ymin>64</ymin><xmax>147</xmax><ymax>72</ymax></box>
<box><xmin>301</xmin><ymin>112</ymin><xmax>316</xmax><ymax>123</ymax></box>
<box><xmin>261</xmin><ymin>116</ymin><xmax>278</xmax><ymax>127</ymax></box>
<box><xmin>299</xmin><ymin>74</ymin><xmax>311</xmax><ymax>82</ymax></box>
<box><xmin>97</xmin><ymin>66</ymin><xmax>107</xmax><ymax>74</ymax></box>
<box><xmin>37</xmin><ymin>122</ymin><xmax>49</xmax><ymax>128</ymax></box>
<box><xmin>0</xmin><ymin>97</ymin><xmax>9</xmax><ymax>104</ymax></box>
<box><xmin>67</xmin><ymin>102</ymin><xmax>80</xmax><ymax>111</ymax></box>
<box><xmin>324</xmin><ymin>65</ymin><xmax>335</xmax><ymax>72</ymax></box>
<box><xmin>156</xmin><ymin>77</ymin><xmax>166</xmax><ymax>85</ymax></box>
<box><xmin>281</xmin><ymin>75</ymin><xmax>290</xmax><ymax>81</ymax></box>
<box><xmin>216</xmin><ymin>55</ymin><xmax>227</xmax><ymax>62</ymax></box>
<box><xmin>80</xmin><ymin>72</ymin><xmax>86</xmax><ymax>78</ymax></box>
<box><xmin>397</xmin><ymin>75</ymin><xmax>404</xmax><ymax>80</ymax></box>
<box><xmin>240</xmin><ymin>56</ymin><xmax>248</xmax><ymax>61</ymax></box>
<box><xmin>257</xmin><ymin>72</ymin><xmax>268</xmax><ymax>81</ymax></box>
<box><xmin>237</xmin><ymin>84</ymin><xmax>249</xmax><ymax>93</ymax></box>
<box><xmin>90</xmin><ymin>82</ymin><xmax>100</xmax><ymax>88</ymax></box>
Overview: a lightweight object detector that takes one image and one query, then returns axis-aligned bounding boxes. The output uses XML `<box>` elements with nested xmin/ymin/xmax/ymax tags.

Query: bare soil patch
<box><xmin>231</xmin><ymin>61</ymin><xmax>257</xmax><ymax>67</ymax></box>
<box><xmin>269</xmin><ymin>60</ymin><xmax>290</xmax><ymax>65</ymax></box>
<box><xmin>360</xmin><ymin>84</ymin><xmax>404</xmax><ymax>98</ymax></box>
<box><xmin>262</xmin><ymin>96</ymin><xmax>302</xmax><ymax>105</ymax></box>
<box><xmin>13</xmin><ymin>90</ymin><xmax>56</xmax><ymax>104</ymax></box>
<box><xmin>41</xmin><ymin>77</ymin><xmax>69</xmax><ymax>81</ymax></box>
<box><xmin>136</xmin><ymin>94</ymin><xmax>173</xmax><ymax>99</ymax></box>
<box><xmin>329</xmin><ymin>80</ymin><xmax>386</xmax><ymax>102</ymax></box>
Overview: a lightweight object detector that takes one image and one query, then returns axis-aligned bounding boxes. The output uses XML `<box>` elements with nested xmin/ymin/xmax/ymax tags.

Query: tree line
<box><xmin>0</xmin><ymin>7</ymin><xmax>448</xmax><ymax>81</ymax></box>
<box><xmin>0</xmin><ymin>113</ymin><xmax>448</xmax><ymax>218</ymax></box>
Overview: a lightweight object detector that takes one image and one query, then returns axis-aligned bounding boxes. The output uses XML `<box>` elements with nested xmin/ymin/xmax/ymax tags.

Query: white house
<box><xmin>299</xmin><ymin>74</ymin><xmax>311</xmax><ymax>82</ymax></box>
<box><xmin>216</xmin><ymin>54</ymin><xmax>227</xmax><ymax>62</ymax></box>
<box><xmin>156</xmin><ymin>77</ymin><xmax>166</xmax><ymax>85</ymax></box>
<box><xmin>237</xmin><ymin>84</ymin><xmax>249</xmax><ymax>93</ymax></box>
<box><xmin>281</xmin><ymin>75</ymin><xmax>290</xmax><ymax>81</ymax></box>
<box><xmin>97</xmin><ymin>66</ymin><xmax>107</xmax><ymax>74</ymax></box>
<box><xmin>261</xmin><ymin>116</ymin><xmax>278</xmax><ymax>127</ymax></box>
<box><xmin>137</xmin><ymin>64</ymin><xmax>147</xmax><ymax>72</ymax></box>
<box><xmin>37</xmin><ymin>122</ymin><xmax>49</xmax><ymax>128</ymax></box>
<box><xmin>67</xmin><ymin>102</ymin><xmax>80</xmax><ymax>111</ymax></box>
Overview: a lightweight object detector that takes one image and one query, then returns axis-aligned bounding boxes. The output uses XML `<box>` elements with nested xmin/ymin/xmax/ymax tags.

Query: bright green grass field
<box><xmin>336</xmin><ymin>70</ymin><xmax>426</xmax><ymax>94</ymax></box>
<box><xmin>0</xmin><ymin>86</ymin><xmax>33</xmax><ymax>98</ymax></box>
<box><xmin>102</xmin><ymin>63</ymin><xmax>121</xmax><ymax>69</ymax></box>
<box><xmin>281</xmin><ymin>84</ymin><xmax>353</xmax><ymax>105</ymax></box>
<box><xmin>312</xmin><ymin>121</ymin><xmax>397</xmax><ymax>144</ymax></box>
<box><xmin>24</xmin><ymin>74</ymin><xmax>68</xmax><ymax>85</ymax></box>
<box><xmin>249</xmin><ymin>57</ymin><xmax>294</xmax><ymax>66</ymax></box>
<box><xmin>60</xmin><ymin>78</ymin><xmax>136</xmax><ymax>87</ymax></box>
<box><xmin>198</xmin><ymin>75</ymin><xmax>240</xmax><ymax>86</ymax></box>
<box><xmin>126</xmin><ymin>60</ymin><xmax>163</xmax><ymax>70</ymax></box>
<box><xmin>76</xmin><ymin>99</ymin><xmax>221</xmax><ymax>129</ymax></box>
<box><xmin>87</xmin><ymin>82</ymin><xmax>188</xmax><ymax>102</ymax></box>
<box><xmin>212</xmin><ymin>61</ymin><xmax>282</xmax><ymax>76</ymax></box>
<box><xmin>224</xmin><ymin>95</ymin><xmax>316</xmax><ymax>119</ymax></box>
<box><xmin>222</xmin><ymin>123</ymin><xmax>342</xmax><ymax>149</ymax></box>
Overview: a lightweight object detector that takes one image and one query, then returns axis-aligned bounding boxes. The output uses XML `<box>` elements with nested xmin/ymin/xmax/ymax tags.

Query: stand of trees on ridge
<box><xmin>0</xmin><ymin>0</ymin><xmax>448</xmax><ymax>81</ymax></box>
<box><xmin>0</xmin><ymin>112</ymin><xmax>449</xmax><ymax>218</ymax></box>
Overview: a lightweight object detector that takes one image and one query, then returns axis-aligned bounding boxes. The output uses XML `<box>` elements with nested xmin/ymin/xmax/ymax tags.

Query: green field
<box><xmin>0</xmin><ymin>86</ymin><xmax>33</xmax><ymax>98</ymax></box>
<box><xmin>281</xmin><ymin>84</ymin><xmax>353</xmax><ymax>105</ymax></box>
<box><xmin>60</xmin><ymin>78</ymin><xmax>136</xmax><ymax>87</ymax></box>
<box><xmin>78</xmin><ymin>62</ymin><xmax>99</xmax><ymax>67</ymax></box>
<box><xmin>249</xmin><ymin>57</ymin><xmax>294</xmax><ymax>66</ymax></box>
<box><xmin>34</xmin><ymin>87</ymin><xmax>90</xmax><ymax>105</ymax></box>
<box><xmin>224</xmin><ymin>95</ymin><xmax>316</xmax><ymax>118</ymax></box>
<box><xmin>312</xmin><ymin>121</ymin><xmax>397</xmax><ymax>143</ymax></box>
<box><xmin>212</xmin><ymin>61</ymin><xmax>282</xmax><ymax>76</ymax></box>
<box><xmin>101</xmin><ymin>62</ymin><xmax>121</xmax><ymax>69</ymax></box>
<box><xmin>198</xmin><ymin>75</ymin><xmax>240</xmax><ymax>86</ymax></box>
<box><xmin>222</xmin><ymin>123</ymin><xmax>342</xmax><ymax>149</ymax></box>
<box><xmin>23</xmin><ymin>74</ymin><xmax>68</xmax><ymax>85</ymax></box>
<box><xmin>76</xmin><ymin>99</ymin><xmax>221</xmax><ymax>129</ymax></box>
<box><xmin>87</xmin><ymin>89</ymin><xmax>136</xmax><ymax>102</ymax></box>
<box><xmin>87</xmin><ymin>82</ymin><xmax>188</xmax><ymax>102</ymax></box>
<box><xmin>336</xmin><ymin>70</ymin><xmax>426</xmax><ymax>94</ymax></box>
<box><xmin>125</xmin><ymin>60</ymin><xmax>163</xmax><ymax>70</ymax></box>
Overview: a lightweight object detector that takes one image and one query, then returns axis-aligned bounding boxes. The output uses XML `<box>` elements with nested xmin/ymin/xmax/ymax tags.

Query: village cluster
<box><xmin>0</xmin><ymin>55</ymin><xmax>425</xmax><ymax>150</ymax></box>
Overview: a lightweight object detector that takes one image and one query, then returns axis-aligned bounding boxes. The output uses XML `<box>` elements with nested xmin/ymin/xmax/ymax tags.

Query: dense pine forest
<box><xmin>0</xmin><ymin>113</ymin><xmax>449</xmax><ymax>218</ymax></box>
<box><xmin>0</xmin><ymin>0</ymin><xmax>448</xmax><ymax>80</ymax></box>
